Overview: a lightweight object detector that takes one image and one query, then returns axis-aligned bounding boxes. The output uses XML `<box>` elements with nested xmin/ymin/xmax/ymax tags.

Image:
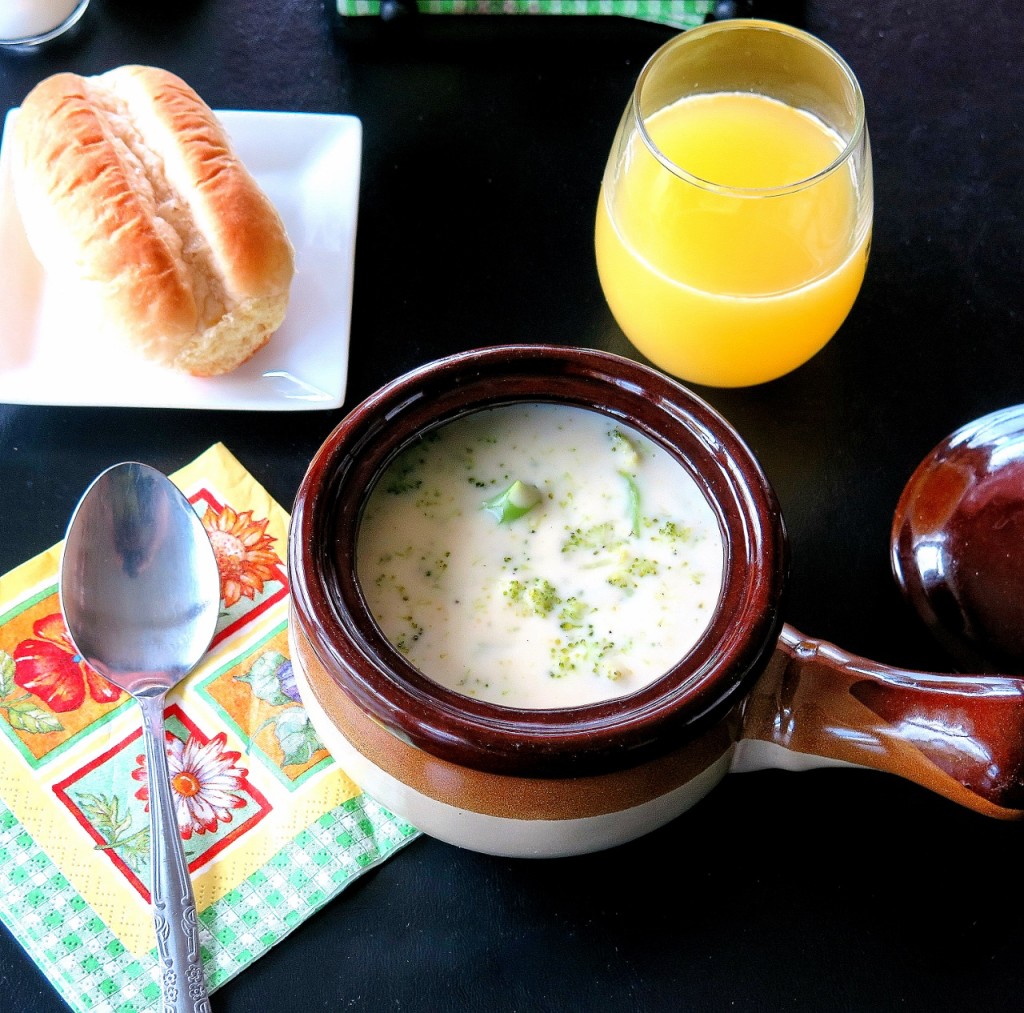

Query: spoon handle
<box><xmin>140</xmin><ymin>694</ymin><xmax>212</xmax><ymax>1013</ymax></box>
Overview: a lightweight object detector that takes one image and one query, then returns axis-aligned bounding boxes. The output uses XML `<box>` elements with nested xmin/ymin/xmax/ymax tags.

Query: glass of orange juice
<box><xmin>595</xmin><ymin>19</ymin><xmax>872</xmax><ymax>388</ymax></box>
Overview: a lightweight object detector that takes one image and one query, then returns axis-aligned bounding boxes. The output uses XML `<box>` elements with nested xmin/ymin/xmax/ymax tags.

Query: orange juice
<box><xmin>595</xmin><ymin>91</ymin><xmax>871</xmax><ymax>387</ymax></box>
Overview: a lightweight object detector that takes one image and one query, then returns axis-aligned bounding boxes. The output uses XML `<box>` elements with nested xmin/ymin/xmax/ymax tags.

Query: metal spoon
<box><xmin>891</xmin><ymin>403</ymin><xmax>1024</xmax><ymax>673</ymax></box>
<box><xmin>60</xmin><ymin>462</ymin><xmax>220</xmax><ymax>1013</ymax></box>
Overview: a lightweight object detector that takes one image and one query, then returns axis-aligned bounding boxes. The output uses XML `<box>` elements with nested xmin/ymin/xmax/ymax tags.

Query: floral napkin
<box><xmin>336</xmin><ymin>0</ymin><xmax>714</xmax><ymax>31</ymax></box>
<box><xmin>0</xmin><ymin>444</ymin><xmax>418</xmax><ymax>1013</ymax></box>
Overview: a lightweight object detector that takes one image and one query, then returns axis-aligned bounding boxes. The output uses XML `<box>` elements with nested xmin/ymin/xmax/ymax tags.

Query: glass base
<box><xmin>0</xmin><ymin>0</ymin><xmax>90</xmax><ymax>47</ymax></box>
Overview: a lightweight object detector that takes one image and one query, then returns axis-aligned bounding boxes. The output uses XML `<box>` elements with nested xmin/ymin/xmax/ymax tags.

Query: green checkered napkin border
<box><xmin>336</xmin><ymin>1</ymin><xmax>714</xmax><ymax>30</ymax></box>
<box><xmin>0</xmin><ymin>795</ymin><xmax>418</xmax><ymax>1012</ymax></box>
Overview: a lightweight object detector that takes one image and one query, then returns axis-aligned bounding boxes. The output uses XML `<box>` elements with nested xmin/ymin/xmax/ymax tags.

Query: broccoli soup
<box><xmin>356</xmin><ymin>403</ymin><xmax>724</xmax><ymax>709</ymax></box>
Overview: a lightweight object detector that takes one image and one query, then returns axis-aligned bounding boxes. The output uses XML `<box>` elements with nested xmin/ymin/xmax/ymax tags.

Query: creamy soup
<box><xmin>356</xmin><ymin>403</ymin><xmax>724</xmax><ymax>709</ymax></box>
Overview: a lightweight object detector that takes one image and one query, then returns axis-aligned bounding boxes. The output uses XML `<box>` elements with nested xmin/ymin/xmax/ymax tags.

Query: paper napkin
<box><xmin>0</xmin><ymin>444</ymin><xmax>419</xmax><ymax>1013</ymax></box>
<box><xmin>335</xmin><ymin>0</ymin><xmax>714</xmax><ymax>31</ymax></box>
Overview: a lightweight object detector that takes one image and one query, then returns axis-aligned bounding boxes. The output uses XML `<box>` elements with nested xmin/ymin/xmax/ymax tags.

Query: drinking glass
<box><xmin>0</xmin><ymin>0</ymin><xmax>90</xmax><ymax>46</ymax></box>
<box><xmin>595</xmin><ymin>19</ymin><xmax>872</xmax><ymax>388</ymax></box>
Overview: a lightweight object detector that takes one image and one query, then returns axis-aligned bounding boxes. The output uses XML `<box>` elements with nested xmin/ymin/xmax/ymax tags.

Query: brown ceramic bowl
<box><xmin>289</xmin><ymin>345</ymin><xmax>1024</xmax><ymax>857</ymax></box>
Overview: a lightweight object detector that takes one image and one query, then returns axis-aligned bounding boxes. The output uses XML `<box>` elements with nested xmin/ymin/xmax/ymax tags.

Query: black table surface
<box><xmin>1</xmin><ymin>1</ymin><xmax>1022</xmax><ymax>1010</ymax></box>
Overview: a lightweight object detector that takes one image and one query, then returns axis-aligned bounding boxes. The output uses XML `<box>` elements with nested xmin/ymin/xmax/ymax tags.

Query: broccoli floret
<box><xmin>549</xmin><ymin>636</ymin><xmax>619</xmax><ymax>679</ymax></box>
<box><xmin>608</xmin><ymin>556</ymin><xmax>659</xmax><ymax>593</ymax></box>
<box><xmin>504</xmin><ymin>577</ymin><xmax>561</xmax><ymax>617</ymax></box>
<box><xmin>562</xmin><ymin>521</ymin><xmax>623</xmax><ymax>555</ymax></box>
<box><xmin>658</xmin><ymin>520</ymin><xmax>693</xmax><ymax>542</ymax></box>
<box><xmin>608</xmin><ymin>428</ymin><xmax>642</xmax><ymax>467</ymax></box>
<box><xmin>557</xmin><ymin>596</ymin><xmax>591</xmax><ymax>631</ymax></box>
<box><xmin>383</xmin><ymin>446</ymin><xmax>426</xmax><ymax>494</ymax></box>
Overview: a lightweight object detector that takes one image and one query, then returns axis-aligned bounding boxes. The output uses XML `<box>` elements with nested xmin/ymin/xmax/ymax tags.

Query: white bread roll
<box><xmin>12</xmin><ymin>66</ymin><xmax>295</xmax><ymax>377</ymax></box>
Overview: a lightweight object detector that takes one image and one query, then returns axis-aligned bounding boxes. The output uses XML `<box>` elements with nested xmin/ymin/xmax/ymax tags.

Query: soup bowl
<box><xmin>288</xmin><ymin>345</ymin><xmax>1024</xmax><ymax>857</ymax></box>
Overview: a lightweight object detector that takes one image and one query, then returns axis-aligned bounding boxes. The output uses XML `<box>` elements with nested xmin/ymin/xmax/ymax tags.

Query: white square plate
<box><xmin>0</xmin><ymin>109</ymin><xmax>360</xmax><ymax>410</ymax></box>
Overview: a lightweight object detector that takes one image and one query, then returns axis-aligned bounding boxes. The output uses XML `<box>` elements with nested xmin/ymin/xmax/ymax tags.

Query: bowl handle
<box><xmin>733</xmin><ymin>623</ymin><xmax>1024</xmax><ymax>818</ymax></box>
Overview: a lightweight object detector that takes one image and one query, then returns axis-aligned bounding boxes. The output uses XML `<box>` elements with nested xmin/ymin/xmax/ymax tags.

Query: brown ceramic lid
<box><xmin>891</xmin><ymin>403</ymin><xmax>1024</xmax><ymax>672</ymax></box>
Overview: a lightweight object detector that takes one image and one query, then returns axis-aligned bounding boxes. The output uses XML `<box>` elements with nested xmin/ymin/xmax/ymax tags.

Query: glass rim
<box><xmin>631</xmin><ymin>19</ymin><xmax>868</xmax><ymax>198</ymax></box>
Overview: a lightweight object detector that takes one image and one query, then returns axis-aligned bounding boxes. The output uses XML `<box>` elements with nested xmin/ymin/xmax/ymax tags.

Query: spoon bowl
<box><xmin>60</xmin><ymin>462</ymin><xmax>220</xmax><ymax>1011</ymax></box>
<box><xmin>891</xmin><ymin>404</ymin><xmax>1024</xmax><ymax>673</ymax></box>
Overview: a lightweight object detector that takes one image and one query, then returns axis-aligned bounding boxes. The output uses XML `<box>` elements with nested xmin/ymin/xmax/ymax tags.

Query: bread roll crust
<box><xmin>12</xmin><ymin>66</ymin><xmax>294</xmax><ymax>376</ymax></box>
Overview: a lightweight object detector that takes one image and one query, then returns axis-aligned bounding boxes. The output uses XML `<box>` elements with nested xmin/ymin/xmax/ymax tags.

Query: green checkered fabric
<box><xmin>336</xmin><ymin>0</ymin><xmax>714</xmax><ymax>30</ymax></box>
<box><xmin>0</xmin><ymin>795</ymin><xmax>417</xmax><ymax>1012</ymax></box>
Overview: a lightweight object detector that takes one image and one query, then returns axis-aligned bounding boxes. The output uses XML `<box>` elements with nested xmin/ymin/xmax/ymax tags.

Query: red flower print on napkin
<box><xmin>13</xmin><ymin>613</ymin><xmax>123</xmax><ymax>713</ymax></box>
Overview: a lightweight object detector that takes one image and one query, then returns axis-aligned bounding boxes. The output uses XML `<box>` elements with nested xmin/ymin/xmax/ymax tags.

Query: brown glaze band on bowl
<box><xmin>288</xmin><ymin>345</ymin><xmax>788</xmax><ymax>778</ymax></box>
<box><xmin>292</xmin><ymin>627</ymin><xmax>740</xmax><ymax>820</ymax></box>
